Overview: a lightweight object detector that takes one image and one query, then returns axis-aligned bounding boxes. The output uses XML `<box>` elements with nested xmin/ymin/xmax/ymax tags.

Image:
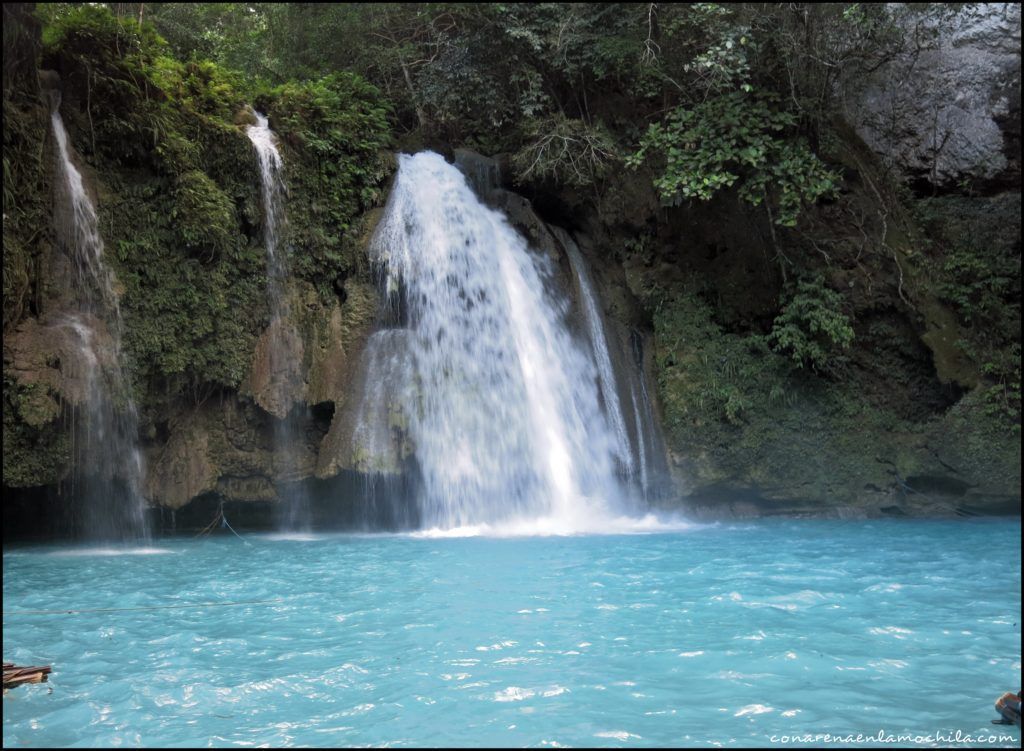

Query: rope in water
<box><xmin>220</xmin><ymin>511</ymin><xmax>251</xmax><ymax>546</ymax></box>
<box><xmin>194</xmin><ymin>502</ymin><xmax>252</xmax><ymax>546</ymax></box>
<box><xmin>3</xmin><ymin>599</ymin><xmax>286</xmax><ymax>617</ymax></box>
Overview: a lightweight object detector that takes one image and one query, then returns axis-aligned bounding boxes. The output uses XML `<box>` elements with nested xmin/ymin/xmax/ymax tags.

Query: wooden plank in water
<box><xmin>3</xmin><ymin>663</ymin><xmax>53</xmax><ymax>690</ymax></box>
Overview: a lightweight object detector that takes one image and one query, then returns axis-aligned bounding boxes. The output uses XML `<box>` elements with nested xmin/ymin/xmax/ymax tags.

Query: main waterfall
<box><xmin>50</xmin><ymin>95</ymin><xmax>147</xmax><ymax>540</ymax></box>
<box><xmin>369</xmin><ymin>152</ymin><xmax>668</xmax><ymax>533</ymax></box>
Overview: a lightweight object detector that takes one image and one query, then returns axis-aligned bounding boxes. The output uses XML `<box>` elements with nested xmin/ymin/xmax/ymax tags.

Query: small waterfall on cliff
<box><xmin>556</xmin><ymin>228</ymin><xmax>634</xmax><ymax>477</ymax></box>
<box><xmin>624</xmin><ymin>329</ymin><xmax>672</xmax><ymax>501</ymax></box>
<box><xmin>557</xmin><ymin>227</ymin><xmax>670</xmax><ymax>501</ymax></box>
<box><xmin>247</xmin><ymin>110</ymin><xmax>309</xmax><ymax>530</ymax></box>
<box><xmin>248</xmin><ymin>112</ymin><xmax>288</xmax><ymax>304</ymax></box>
<box><xmin>343</xmin><ymin>328</ymin><xmax>421</xmax><ymax>529</ymax></box>
<box><xmin>369</xmin><ymin>151</ymin><xmax>632</xmax><ymax>532</ymax></box>
<box><xmin>350</xmin><ymin>330</ymin><xmax>413</xmax><ymax>476</ymax></box>
<box><xmin>51</xmin><ymin>96</ymin><xmax>147</xmax><ymax>541</ymax></box>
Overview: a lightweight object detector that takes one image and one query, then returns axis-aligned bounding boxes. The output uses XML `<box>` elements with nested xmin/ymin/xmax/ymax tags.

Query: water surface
<box><xmin>3</xmin><ymin>519</ymin><xmax>1020</xmax><ymax>747</ymax></box>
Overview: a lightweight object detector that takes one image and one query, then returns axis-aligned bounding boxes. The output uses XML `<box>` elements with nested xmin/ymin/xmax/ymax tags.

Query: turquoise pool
<box><xmin>3</xmin><ymin>519</ymin><xmax>1020</xmax><ymax>747</ymax></box>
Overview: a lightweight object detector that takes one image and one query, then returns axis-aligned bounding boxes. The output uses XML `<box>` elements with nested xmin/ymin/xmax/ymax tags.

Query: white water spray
<box><xmin>51</xmin><ymin>96</ymin><xmax>147</xmax><ymax>540</ymax></box>
<box><xmin>247</xmin><ymin>112</ymin><xmax>288</xmax><ymax>302</ymax></box>
<box><xmin>246</xmin><ymin>110</ymin><xmax>310</xmax><ymax>529</ymax></box>
<box><xmin>369</xmin><ymin>152</ymin><xmax>639</xmax><ymax>531</ymax></box>
<box><xmin>350</xmin><ymin>329</ymin><xmax>413</xmax><ymax>475</ymax></box>
<box><xmin>557</xmin><ymin>227</ymin><xmax>635</xmax><ymax>476</ymax></box>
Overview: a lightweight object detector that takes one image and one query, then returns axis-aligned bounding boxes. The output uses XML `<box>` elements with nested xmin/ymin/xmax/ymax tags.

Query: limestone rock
<box><xmin>845</xmin><ymin>4</ymin><xmax>1021</xmax><ymax>188</ymax></box>
<box><xmin>233</xmin><ymin>105</ymin><xmax>259</xmax><ymax>128</ymax></box>
<box><xmin>145</xmin><ymin>410</ymin><xmax>217</xmax><ymax>510</ymax></box>
<box><xmin>245</xmin><ymin>315</ymin><xmax>306</xmax><ymax>419</ymax></box>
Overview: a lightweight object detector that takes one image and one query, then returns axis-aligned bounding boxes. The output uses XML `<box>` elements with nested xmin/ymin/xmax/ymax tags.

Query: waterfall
<box><xmin>555</xmin><ymin>227</ymin><xmax>671</xmax><ymax>502</ymax></box>
<box><xmin>369</xmin><ymin>151</ymin><xmax>632</xmax><ymax>532</ymax></box>
<box><xmin>555</xmin><ymin>227</ymin><xmax>634</xmax><ymax>477</ymax></box>
<box><xmin>349</xmin><ymin>329</ymin><xmax>413</xmax><ymax>476</ymax></box>
<box><xmin>247</xmin><ymin>112</ymin><xmax>287</xmax><ymax>305</ymax></box>
<box><xmin>246</xmin><ymin>110</ymin><xmax>309</xmax><ymax>530</ymax></box>
<box><xmin>625</xmin><ymin>328</ymin><xmax>671</xmax><ymax>501</ymax></box>
<box><xmin>50</xmin><ymin>96</ymin><xmax>147</xmax><ymax>541</ymax></box>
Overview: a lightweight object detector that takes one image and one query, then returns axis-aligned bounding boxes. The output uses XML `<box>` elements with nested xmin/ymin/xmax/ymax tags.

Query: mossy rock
<box><xmin>172</xmin><ymin>169</ymin><xmax>236</xmax><ymax>259</ymax></box>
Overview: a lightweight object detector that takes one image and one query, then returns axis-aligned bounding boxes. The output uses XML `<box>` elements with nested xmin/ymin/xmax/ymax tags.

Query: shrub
<box><xmin>767</xmin><ymin>276</ymin><xmax>854</xmax><ymax>373</ymax></box>
<box><xmin>628</xmin><ymin>91</ymin><xmax>838</xmax><ymax>226</ymax></box>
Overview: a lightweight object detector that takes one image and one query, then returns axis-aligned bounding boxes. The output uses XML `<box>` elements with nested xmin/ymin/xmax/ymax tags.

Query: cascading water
<box><xmin>558</xmin><ymin>225</ymin><xmax>670</xmax><ymax>501</ymax></box>
<box><xmin>50</xmin><ymin>94</ymin><xmax>147</xmax><ymax>541</ymax></box>
<box><xmin>349</xmin><ymin>329</ymin><xmax>413</xmax><ymax>476</ymax></box>
<box><xmin>555</xmin><ymin>227</ymin><xmax>634</xmax><ymax>477</ymax></box>
<box><xmin>369</xmin><ymin>151</ymin><xmax>642</xmax><ymax>533</ymax></box>
<box><xmin>246</xmin><ymin>110</ymin><xmax>309</xmax><ymax>530</ymax></box>
<box><xmin>343</xmin><ymin>328</ymin><xmax>421</xmax><ymax>529</ymax></box>
<box><xmin>626</xmin><ymin>329</ymin><xmax>672</xmax><ymax>501</ymax></box>
<box><xmin>248</xmin><ymin>112</ymin><xmax>288</xmax><ymax>303</ymax></box>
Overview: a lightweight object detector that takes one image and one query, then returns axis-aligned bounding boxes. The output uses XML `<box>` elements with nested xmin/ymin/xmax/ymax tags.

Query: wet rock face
<box><xmin>846</xmin><ymin>3</ymin><xmax>1021</xmax><ymax>189</ymax></box>
<box><xmin>245</xmin><ymin>316</ymin><xmax>306</xmax><ymax>420</ymax></box>
<box><xmin>143</xmin><ymin>275</ymin><xmax>381</xmax><ymax>509</ymax></box>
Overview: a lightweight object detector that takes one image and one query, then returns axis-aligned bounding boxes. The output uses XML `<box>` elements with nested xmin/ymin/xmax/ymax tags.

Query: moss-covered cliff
<box><xmin>3</xmin><ymin>6</ymin><xmax>394</xmax><ymax>532</ymax></box>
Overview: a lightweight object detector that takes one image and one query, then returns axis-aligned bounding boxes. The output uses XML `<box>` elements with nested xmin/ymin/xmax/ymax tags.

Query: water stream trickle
<box><xmin>50</xmin><ymin>95</ymin><xmax>147</xmax><ymax>541</ymax></box>
<box><xmin>556</xmin><ymin>227</ymin><xmax>634</xmax><ymax>477</ymax></box>
<box><xmin>247</xmin><ymin>112</ymin><xmax>288</xmax><ymax>305</ymax></box>
<box><xmin>246</xmin><ymin>110</ymin><xmax>309</xmax><ymax>530</ymax></box>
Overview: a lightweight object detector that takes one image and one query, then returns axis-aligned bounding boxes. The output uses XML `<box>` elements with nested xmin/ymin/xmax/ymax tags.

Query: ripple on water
<box><xmin>46</xmin><ymin>547</ymin><xmax>175</xmax><ymax>557</ymax></box>
<box><xmin>3</xmin><ymin>520</ymin><xmax>1021</xmax><ymax>747</ymax></box>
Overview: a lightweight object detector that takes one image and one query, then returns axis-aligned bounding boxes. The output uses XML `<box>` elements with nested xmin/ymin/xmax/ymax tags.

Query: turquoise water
<box><xmin>3</xmin><ymin>520</ymin><xmax>1020</xmax><ymax>747</ymax></box>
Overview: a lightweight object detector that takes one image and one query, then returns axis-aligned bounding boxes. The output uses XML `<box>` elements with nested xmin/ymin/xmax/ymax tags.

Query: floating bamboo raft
<box><xmin>3</xmin><ymin>662</ymin><xmax>52</xmax><ymax>690</ymax></box>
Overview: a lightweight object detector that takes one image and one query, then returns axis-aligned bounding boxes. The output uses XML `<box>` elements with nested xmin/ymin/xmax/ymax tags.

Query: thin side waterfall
<box><xmin>557</xmin><ymin>226</ymin><xmax>671</xmax><ymax>501</ymax></box>
<box><xmin>347</xmin><ymin>329</ymin><xmax>420</xmax><ymax>530</ymax></box>
<box><xmin>369</xmin><ymin>152</ymin><xmax>628</xmax><ymax>532</ymax></box>
<box><xmin>555</xmin><ymin>227</ymin><xmax>634</xmax><ymax>477</ymax></box>
<box><xmin>628</xmin><ymin>384</ymin><xmax>650</xmax><ymax>496</ymax></box>
<box><xmin>246</xmin><ymin>110</ymin><xmax>309</xmax><ymax>530</ymax></box>
<box><xmin>50</xmin><ymin>95</ymin><xmax>147</xmax><ymax>541</ymax></box>
<box><xmin>248</xmin><ymin>112</ymin><xmax>288</xmax><ymax>305</ymax></box>
<box><xmin>628</xmin><ymin>329</ymin><xmax>671</xmax><ymax>501</ymax></box>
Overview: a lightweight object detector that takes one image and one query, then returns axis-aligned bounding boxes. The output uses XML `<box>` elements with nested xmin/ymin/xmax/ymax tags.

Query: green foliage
<box><xmin>767</xmin><ymin>276</ymin><xmax>854</xmax><ymax>373</ymax></box>
<box><xmin>42</xmin><ymin>6</ymin><xmax>162</xmax><ymax>166</ymax></box>
<box><xmin>103</xmin><ymin>163</ymin><xmax>263</xmax><ymax>404</ymax></box>
<box><xmin>153</xmin><ymin>58</ymin><xmax>247</xmax><ymax>120</ymax></box>
<box><xmin>918</xmin><ymin>195</ymin><xmax>1021</xmax><ymax>427</ymax></box>
<box><xmin>979</xmin><ymin>345</ymin><xmax>1021</xmax><ymax>428</ymax></box>
<box><xmin>938</xmin><ymin>244</ymin><xmax>1019</xmax><ymax>327</ymax></box>
<box><xmin>3</xmin><ymin>96</ymin><xmax>49</xmax><ymax>331</ymax></box>
<box><xmin>74</xmin><ymin>4</ymin><xmax>856</xmax><ymax>220</ymax></box>
<box><xmin>260</xmin><ymin>73</ymin><xmax>392</xmax><ymax>297</ymax></box>
<box><xmin>629</xmin><ymin>91</ymin><xmax>838</xmax><ymax>225</ymax></box>
<box><xmin>2</xmin><ymin>375</ymin><xmax>70</xmax><ymax>488</ymax></box>
<box><xmin>654</xmin><ymin>291</ymin><xmax>790</xmax><ymax>428</ymax></box>
<box><xmin>41</xmin><ymin>3</ymin><xmax>167</xmax><ymax>56</ymax></box>
<box><xmin>145</xmin><ymin>2</ymin><xmax>274</xmax><ymax>81</ymax></box>
<box><xmin>172</xmin><ymin>169</ymin><xmax>235</xmax><ymax>260</ymax></box>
